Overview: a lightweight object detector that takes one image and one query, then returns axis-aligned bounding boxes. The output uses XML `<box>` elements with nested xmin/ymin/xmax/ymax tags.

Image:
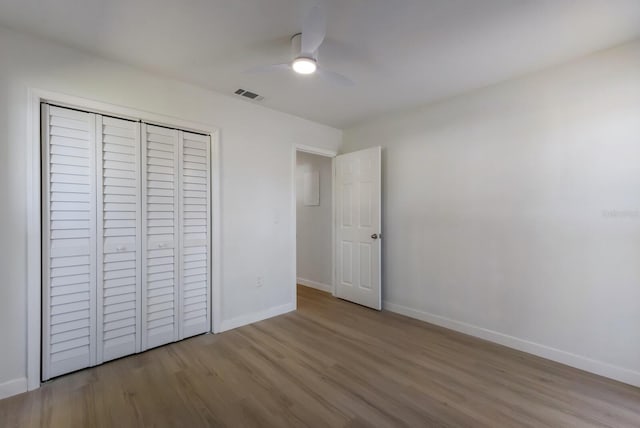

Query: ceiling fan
<box><xmin>246</xmin><ymin>3</ymin><xmax>355</xmax><ymax>87</ymax></box>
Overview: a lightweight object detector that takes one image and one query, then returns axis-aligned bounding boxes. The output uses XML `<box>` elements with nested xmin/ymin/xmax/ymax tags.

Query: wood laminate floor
<box><xmin>2</xmin><ymin>285</ymin><xmax>639</xmax><ymax>427</ymax></box>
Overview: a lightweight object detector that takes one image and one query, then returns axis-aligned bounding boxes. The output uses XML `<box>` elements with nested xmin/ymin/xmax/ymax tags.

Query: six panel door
<box><xmin>335</xmin><ymin>147</ymin><xmax>382</xmax><ymax>310</ymax></box>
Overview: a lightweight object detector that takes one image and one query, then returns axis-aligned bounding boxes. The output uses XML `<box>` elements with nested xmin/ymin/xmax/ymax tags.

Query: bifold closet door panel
<box><xmin>142</xmin><ymin>124</ymin><xmax>180</xmax><ymax>350</ymax></box>
<box><xmin>42</xmin><ymin>105</ymin><xmax>97</xmax><ymax>380</ymax></box>
<box><xmin>179</xmin><ymin>131</ymin><xmax>211</xmax><ymax>339</ymax></box>
<box><xmin>96</xmin><ymin>116</ymin><xmax>142</xmax><ymax>363</ymax></box>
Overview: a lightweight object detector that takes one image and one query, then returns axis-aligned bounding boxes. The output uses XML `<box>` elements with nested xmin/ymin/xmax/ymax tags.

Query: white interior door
<box><xmin>42</xmin><ymin>105</ymin><xmax>98</xmax><ymax>380</ymax></box>
<box><xmin>42</xmin><ymin>106</ymin><xmax>214</xmax><ymax>379</ymax></box>
<box><xmin>335</xmin><ymin>146</ymin><xmax>382</xmax><ymax>310</ymax></box>
<box><xmin>178</xmin><ymin>131</ymin><xmax>211</xmax><ymax>338</ymax></box>
<box><xmin>141</xmin><ymin>124</ymin><xmax>180</xmax><ymax>350</ymax></box>
<box><xmin>96</xmin><ymin>116</ymin><xmax>142</xmax><ymax>363</ymax></box>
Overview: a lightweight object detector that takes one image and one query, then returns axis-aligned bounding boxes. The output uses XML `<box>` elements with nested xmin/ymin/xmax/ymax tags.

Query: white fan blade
<box><xmin>301</xmin><ymin>4</ymin><xmax>326</xmax><ymax>55</ymax></box>
<box><xmin>317</xmin><ymin>68</ymin><xmax>355</xmax><ymax>87</ymax></box>
<box><xmin>244</xmin><ymin>63</ymin><xmax>290</xmax><ymax>74</ymax></box>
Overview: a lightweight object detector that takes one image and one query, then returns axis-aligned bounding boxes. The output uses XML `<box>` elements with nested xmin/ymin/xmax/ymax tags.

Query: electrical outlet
<box><xmin>256</xmin><ymin>276</ymin><xmax>263</xmax><ymax>287</ymax></box>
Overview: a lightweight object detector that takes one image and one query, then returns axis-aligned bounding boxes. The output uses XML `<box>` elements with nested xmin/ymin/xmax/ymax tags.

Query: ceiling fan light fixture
<box><xmin>292</xmin><ymin>57</ymin><xmax>317</xmax><ymax>74</ymax></box>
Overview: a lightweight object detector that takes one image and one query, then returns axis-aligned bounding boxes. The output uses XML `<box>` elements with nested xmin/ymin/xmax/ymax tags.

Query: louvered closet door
<box><xmin>179</xmin><ymin>131</ymin><xmax>211</xmax><ymax>338</ymax></box>
<box><xmin>42</xmin><ymin>105</ymin><xmax>97</xmax><ymax>380</ymax></box>
<box><xmin>96</xmin><ymin>116</ymin><xmax>142</xmax><ymax>363</ymax></box>
<box><xmin>142</xmin><ymin>124</ymin><xmax>180</xmax><ymax>350</ymax></box>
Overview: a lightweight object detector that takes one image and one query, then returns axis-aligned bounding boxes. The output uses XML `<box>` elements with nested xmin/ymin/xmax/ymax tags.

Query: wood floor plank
<box><xmin>1</xmin><ymin>285</ymin><xmax>639</xmax><ymax>427</ymax></box>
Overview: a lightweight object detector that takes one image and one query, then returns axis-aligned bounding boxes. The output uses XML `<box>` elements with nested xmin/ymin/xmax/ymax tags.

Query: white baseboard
<box><xmin>219</xmin><ymin>301</ymin><xmax>296</xmax><ymax>332</ymax></box>
<box><xmin>0</xmin><ymin>377</ymin><xmax>27</xmax><ymax>400</ymax></box>
<box><xmin>384</xmin><ymin>301</ymin><xmax>640</xmax><ymax>388</ymax></box>
<box><xmin>297</xmin><ymin>277</ymin><xmax>332</xmax><ymax>293</ymax></box>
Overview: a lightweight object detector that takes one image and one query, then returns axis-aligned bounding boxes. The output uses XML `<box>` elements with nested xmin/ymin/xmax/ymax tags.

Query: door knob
<box><xmin>371</xmin><ymin>233</ymin><xmax>378</xmax><ymax>240</ymax></box>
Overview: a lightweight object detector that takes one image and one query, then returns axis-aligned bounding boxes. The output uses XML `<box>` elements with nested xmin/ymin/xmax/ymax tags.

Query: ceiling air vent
<box><xmin>234</xmin><ymin>89</ymin><xmax>264</xmax><ymax>101</ymax></box>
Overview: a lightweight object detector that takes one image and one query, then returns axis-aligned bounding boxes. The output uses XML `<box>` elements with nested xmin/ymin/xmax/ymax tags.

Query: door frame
<box><xmin>293</xmin><ymin>145</ymin><xmax>338</xmax><ymax>297</ymax></box>
<box><xmin>26</xmin><ymin>88</ymin><xmax>222</xmax><ymax>391</ymax></box>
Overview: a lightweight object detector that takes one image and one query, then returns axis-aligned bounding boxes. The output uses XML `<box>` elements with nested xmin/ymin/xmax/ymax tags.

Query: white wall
<box><xmin>0</xmin><ymin>25</ymin><xmax>341</xmax><ymax>396</ymax></box>
<box><xmin>296</xmin><ymin>151</ymin><xmax>333</xmax><ymax>292</ymax></box>
<box><xmin>343</xmin><ymin>40</ymin><xmax>640</xmax><ymax>387</ymax></box>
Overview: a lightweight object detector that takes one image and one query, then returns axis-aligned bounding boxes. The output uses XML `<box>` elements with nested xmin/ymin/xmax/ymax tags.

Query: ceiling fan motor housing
<box><xmin>291</xmin><ymin>33</ymin><xmax>317</xmax><ymax>62</ymax></box>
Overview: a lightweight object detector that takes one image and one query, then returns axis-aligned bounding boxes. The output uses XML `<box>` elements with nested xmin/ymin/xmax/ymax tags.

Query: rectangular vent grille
<box><xmin>234</xmin><ymin>89</ymin><xmax>264</xmax><ymax>101</ymax></box>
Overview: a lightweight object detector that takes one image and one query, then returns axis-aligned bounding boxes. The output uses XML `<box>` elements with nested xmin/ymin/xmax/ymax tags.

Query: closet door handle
<box><xmin>116</xmin><ymin>245</ymin><xmax>126</xmax><ymax>252</ymax></box>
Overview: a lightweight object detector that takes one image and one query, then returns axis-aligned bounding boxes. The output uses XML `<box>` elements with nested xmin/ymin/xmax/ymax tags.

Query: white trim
<box><xmin>219</xmin><ymin>302</ymin><xmax>296</xmax><ymax>332</ymax></box>
<box><xmin>211</xmin><ymin>133</ymin><xmax>222</xmax><ymax>333</ymax></box>
<box><xmin>296</xmin><ymin>144</ymin><xmax>337</xmax><ymax>158</ymax></box>
<box><xmin>0</xmin><ymin>378</ymin><xmax>28</xmax><ymax>400</ymax></box>
<box><xmin>32</xmin><ymin>89</ymin><xmax>214</xmax><ymax>135</ymax></box>
<box><xmin>384</xmin><ymin>301</ymin><xmax>640</xmax><ymax>388</ymax></box>
<box><xmin>26</xmin><ymin>90</ymin><xmax>42</xmax><ymax>391</ymax></box>
<box><xmin>331</xmin><ymin>157</ymin><xmax>336</xmax><ymax>296</ymax></box>
<box><xmin>291</xmin><ymin>146</ymin><xmax>298</xmax><ymax>311</ymax></box>
<box><xmin>297</xmin><ymin>278</ymin><xmax>332</xmax><ymax>293</ymax></box>
<box><xmin>27</xmin><ymin>88</ymin><xmax>223</xmax><ymax>390</ymax></box>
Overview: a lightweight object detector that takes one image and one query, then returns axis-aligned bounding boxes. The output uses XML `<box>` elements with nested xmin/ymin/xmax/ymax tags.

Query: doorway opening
<box><xmin>295</xmin><ymin>150</ymin><xmax>335</xmax><ymax>297</ymax></box>
<box><xmin>294</xmin><ymin>145</ymin><xmax>382</xmax><ymax>310</ymax></box>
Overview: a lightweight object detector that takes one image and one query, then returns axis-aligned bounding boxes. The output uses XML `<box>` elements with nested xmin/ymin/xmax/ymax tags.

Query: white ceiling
<box><xmin>1</xmin><ymin>0</ymin><xmax>640</xmax><ymax>128</ymax></box>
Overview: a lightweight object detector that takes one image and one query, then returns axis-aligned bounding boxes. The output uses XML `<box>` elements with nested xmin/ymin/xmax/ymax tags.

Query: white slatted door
<box><xmin>179</xmin><ymin>131</ymin><xmax>211</xmax><ymax>338</ymax></box>
<box><xmin>42</xmin><ymin>105</ymin><xmax>97</xmax><ymax>380</ymax></box>
<box><xmin>96</xmin><ymin>116</ymin><xmax>142</xmax><ymax>363</ymax></box>
<box><xmin>142</xmin><ymin>124</ymin><xmax>180</xmax><ymax>349</ymax></box>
